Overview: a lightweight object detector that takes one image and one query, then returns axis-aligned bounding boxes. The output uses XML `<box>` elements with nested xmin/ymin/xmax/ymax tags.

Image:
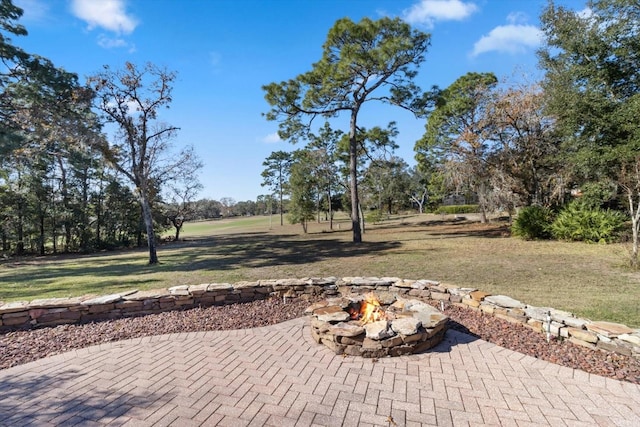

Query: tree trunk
<box><xmin>327</xmin><ymin>189</ymin><xmax>333</xmax><ymax>230</ymax></box>
<box><xmin>139</xmin><ymin>191</ymin><xmax>158</xmax><ymax>264</ymax></box>
<box><xmin>172</xmin><ymin>216</ymin><xmax>183</xmax><ymax>241</ymax></box>
<box><xmin>16</xmin><ymin>209</ymin><xmax>24</xmax><ymax>255</ymax></box>
<box><xmin>39</xmin><ymin>214</ymin><xmax>45</xmax><ymax>256</ymax></box>
<box><xmin>627</xmin><ymin>188</ymin><xmax>640</xmax><ymax>269</ymax></box>
<box><xmin>632</xmin><ymin>220</ymin><xmax>638</xmax><ymax>269</ymax></box>
<box><xmin>349</xmin><ymin>110</ymin><xmax>362</xmax><ymax>243</ymax></box>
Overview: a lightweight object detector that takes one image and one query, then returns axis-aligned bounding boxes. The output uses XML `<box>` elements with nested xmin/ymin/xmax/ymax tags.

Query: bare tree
<box><xmin>164</xmin><ymin>160</ymin><xmax>203</xmax><ymax>241</ymax></box>
<box><xmin>88</xmin><ymin>62</ymin><xmax>194</xmax><ymax>264</ymax></box>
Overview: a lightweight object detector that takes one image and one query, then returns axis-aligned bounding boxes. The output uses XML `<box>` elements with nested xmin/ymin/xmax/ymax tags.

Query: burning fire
<box><xmin>348</xmin><ymin>293</ymin><xmax>388</xmax><ymax>324</ymax></box>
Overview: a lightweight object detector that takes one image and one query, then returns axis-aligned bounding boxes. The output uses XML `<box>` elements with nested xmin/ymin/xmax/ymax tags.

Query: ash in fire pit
<box><xmin>307</xmin><ymin>292</ymin><xmax>448</xmax><ymax>358</ymax></box>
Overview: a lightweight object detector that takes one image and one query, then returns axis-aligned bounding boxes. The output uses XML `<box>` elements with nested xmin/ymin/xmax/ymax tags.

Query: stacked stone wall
<box><xmin>1</xmin><ymin>276</ymin><xmax>638</xmax><ymax>360</ymax></box>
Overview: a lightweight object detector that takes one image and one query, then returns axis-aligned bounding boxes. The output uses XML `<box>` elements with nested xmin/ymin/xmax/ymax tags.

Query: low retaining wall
<box><xmin>1</xmin><ymin>276</ymin><xmax>639</xmax><ymax>359</ymax></box>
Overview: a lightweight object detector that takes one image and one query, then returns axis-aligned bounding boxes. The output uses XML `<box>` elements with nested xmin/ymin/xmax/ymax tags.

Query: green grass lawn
<box><xmin>2</xmin><ymin>214</ymin><xmax>640</xmax><ymax>327</ymax></box>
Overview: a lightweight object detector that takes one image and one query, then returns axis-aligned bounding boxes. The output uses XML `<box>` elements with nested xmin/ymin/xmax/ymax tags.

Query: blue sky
<box><xmin>13</xmin><ymin>0</ymin><xmax>586</xmax><ymax>202</ymax></box>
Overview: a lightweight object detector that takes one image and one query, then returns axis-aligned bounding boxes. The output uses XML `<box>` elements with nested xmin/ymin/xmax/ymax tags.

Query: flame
<box><xmin>348</xmin><ymin>293</ymin><xmax>387</xmax><ymax>324</ymax></box>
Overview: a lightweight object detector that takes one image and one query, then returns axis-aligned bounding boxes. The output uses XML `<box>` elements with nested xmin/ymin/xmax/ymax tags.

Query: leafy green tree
<box><xmin>539</xmin><ymin>0</ymin><xmax>640</xmax><ymax>266</ymax></box>
<box><xmin>361</xmin><ymin>156</ymin><xmax>411</xmax><ymax>215</ymax></box>
<box><xmin>415</xmin><ymin>72</ymin><xmax>498</xmax><ymax>222</ymax></box>
<box><xmin>305</xmin><ymin>122</ymin><xmax>342</xmax><ymax>229</ymax></box>
<box><xmin>264</xmin><ymin>17</ymin><xmax>431</xmax><ymax>243</ymax></box>
<box><xmin>261</xmin><ymin>150</ymin><xmax>293</xmax><ymax>226</ymax></box>
<box><xmin>336</xmin><ymin>122</ymin><xmax>400</xmax><ymax>232</ymax></box>
<box><xmin>88</xmin><ymin>62</ymin><xmax>195</xmax><ymax>264</ymax></box>
<box><xmin>288</xmin><ymin>150</ymin><xmax>317</xmax><ymax>233</ymax></box>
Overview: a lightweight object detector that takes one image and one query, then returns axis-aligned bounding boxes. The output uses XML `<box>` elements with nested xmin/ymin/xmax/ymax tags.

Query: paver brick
<box><xmin>0</xmin><ymin>318</ymin><xmax>639</xmax><ymax>426</ymax></box>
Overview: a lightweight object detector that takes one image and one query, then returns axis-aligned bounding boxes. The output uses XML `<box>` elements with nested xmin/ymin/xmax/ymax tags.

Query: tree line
<box><xmin>262</xmin><ymin>0</ymin><xmax>640</xmax><ymax>267</ymax></box>
<box><xmin>3</xmin><ymin>0</ymin><xmax>640</xmax><ymax>268</ymax></box>
<box><xmin>0</xmin><ymin>1</ymin><xmax>201</xmax><ymax>263</ymax></box>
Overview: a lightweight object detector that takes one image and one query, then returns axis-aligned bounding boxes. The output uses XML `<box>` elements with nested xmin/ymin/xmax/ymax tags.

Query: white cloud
<box><xmin>71</xmin><ymin>0</ymin><xmax>137</xmax><ymax>34</ymax></box>
<box><xmin>471</xmin><ymin>24</ymin><xmax>543</xmax><ymax>57</ymax></box>
<box><xmin>97</xmin><ymin>34</ymin><xmax>127</xmax><ymax>49</ymax></box>
<box><xmin>261</xmin><ymin>132</ymin><xmax>281</xmax><ymax>143</ymax></box>
<box><xmin>506</xmin><ymin>11</ymin><xmax>528</xmax><ymax>25</ymax></box>
<box><xmin>403</xmin><ymin>0</ymin><xmax>478</xmax><ymax>27</ymax></box>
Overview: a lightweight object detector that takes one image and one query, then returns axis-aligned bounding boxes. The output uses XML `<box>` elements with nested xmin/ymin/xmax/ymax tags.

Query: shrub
<box><xmin>551</xmin><ymin>202</ymin><xmax>625</xmax><ymax>243</ymax></box>
<box><xmin>365</xmin><ymin>210</ymin><xmax>385</xmax><ymax>224</ymax></box>
<box><xmin>511</xmin><ymin>205</ymin><xmax>555</xmax><ymax>240</ymax></box>
<box><xmin>434</xmin><ymin>205</ymin><xmax>479</xmax><ymax>215</ymax></box>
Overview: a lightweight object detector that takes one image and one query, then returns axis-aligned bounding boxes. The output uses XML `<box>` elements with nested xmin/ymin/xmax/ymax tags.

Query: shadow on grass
<box><xmin>371</xmin><ymin>218</ymin><xmax>510</xmax><ymax>239</ymax></box>
<box><xmin>157</xmin><ymin>232</ymin><xmax>402</xmax><ymax>271</ymax></box>
<box><xmin>0</xmin><ymin>232</ymin><xmax>401</xmax><ymax>299</ymax></box>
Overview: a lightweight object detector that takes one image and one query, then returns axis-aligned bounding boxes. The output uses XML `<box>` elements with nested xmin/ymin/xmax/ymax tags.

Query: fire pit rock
<box><xmin>308</xmin><ymin>293</ymin><xmax>448</xmax><ymax>358</ymax></box>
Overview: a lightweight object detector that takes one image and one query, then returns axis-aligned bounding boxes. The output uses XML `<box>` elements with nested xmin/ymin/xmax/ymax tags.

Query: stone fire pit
<box><xmin>307</xmin><ymin>292</ymin><xmax>448</xmax><ymax>358</ymax></box>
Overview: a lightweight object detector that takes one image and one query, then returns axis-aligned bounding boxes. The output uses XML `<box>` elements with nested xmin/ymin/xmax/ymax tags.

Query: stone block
<box><xmin>462</xmin><ymin>298</ymin><xmax>480</xmax><ymax>308</ymax></box>
<box><xmin>569</xmin><ymin>336</ymin><xmax>597</xmax><ymax>350</ymax></box>
<box><xmin>88</xmin><ymin>304</ymin><xmax>115</xmax><ymax>314</ymax></box>
<box><xmin>586</xmin><ymin>321</ymin><xmax>634</xmax><ymax>338</ymax></box>
<box><xmin>321</xmin><ymin>338</ymin><xmax>345</xmax><ymax>354</ymax></box>
<box><xmin>524</xmin><ymin>306</ymin><xmax>553</xmax><ymax>321</ymax></box>
<box><xmin>597</xmin><ymin>340</ymin><xmax>632</xmax><ymax>356</ymax></box>
<box><xmin>329</xmin><ymin>322</ymin><xmax>365</xmax><ymax>337</ymax></box>
<box><xmin>310</xmin><ymin>328</ymin><xmax>321</xmax><ymax>344</ymax></box>
<box><xmin>115</xmin><ymin>300</ymin><xmax>144</xmax><ymax>311</ymax></box>
<box><xmin>494</xmin><ymin>312</ymin><xmax>526</xmax><ymax>324</ymax></box>
<box><xmin>549</xmin><ymin>309</ymin><xmax>586</xmax><ymax>329</ymax></box>
<box><xmin>484</xmin><ymin>295</ymin><xmax>524</xmax><ymax>309</ymax></box>
<box><xmin>479</xmin><ymin>304</ymin><xmax>495</xmax><ymax>315</ymax></box>
<box><xmin>568</xmin><ymin>328</ymin><xmax>598</xmax><ymax>344</ymax></box>
<box><xmin>207</xmin><ymin>283</ymin><xmax>234</xmax><ymax>292</ymax></box>
<box><xmin>29</xmin><ymin>308</ymin><xmax>47</xmax><ymax>320</ymax></box>
<box><xmin>526</xmin><ymin>318</ymin><xmax>543</xmax><ymax>332</ymax></box>
<box><xmin>60</xmin><ymin>310</ymin><xmax>82</xmax><ymax>320</ymax></box>
<box><xmin>28</xmin><ymin>297</ymin><xmax>82</xmax><ymax>309</ymax></box>
<box><xmin>188</xmin><ymin>284</ymin><xmax>209</xmax><ymax>296</ymax></box>
<box><xmin>389</xmin><ymin>345</ymin><xmax>414</xmax><ymax>356</ymax></box>
<box><xmin>469</xmin><ymin>290</ymin><xmax>490</xmax><ymax>302</ymax></box>
<box><xmin>0</xmin><ymin>302</ymin><xmax>30</xmax><ymax>314</ymax></box>
<box><xmin>380</xmin><ymin>335</ymin><xmax>404</xmax><ymax>348</ymax></box>
<box><xmin>342</xmin><ymin>345</ymin><xmax>363</xmax><ymax>356</ymax></box>
<box><xmin>430</xmin><ymin>292</ymin><xmax>449</xmax><ymax>301</ymax></box>
<box><xmin>449</xmin><ymin>294</ymin><xmax>462</xmax><ymax>303</ymax></box>
<box><xmin>2</xmin><ymin>315</ymin><xmax>29</xmax><ymax>326</ymax></box>
<box><xmin>3</xmin><ymin>310</ymin><xmax>29</xmax><ymax>319</ymax></box>
<box><xmin>402</xmin><ymin>331</ymin><xmax>426</xmax><ymax>344</ymax></box>
<box><xmin>82</xmin><ymin>294</ymin><xmax>122</xmax><ymax>305</ymax></box>
<box><xmin>337</xmin><ymin>335</ymin><xmax>365</xmax><ymax>346</ymax></box>
<box><xmin>362</xmin><ymin>337</ymin><xmax>383</xmax><ymax>350</ymax></box>
<box><xmin>314</xmin><ymin>306</ymin><xmax>350</xmax><ymax>323</ymax></box>
<box><xmin>618</xmin><ymin>333</ymin><xmax>640</xmax><ymax>346</ymax></box>
<box><xmin>429</xmin><ymin>284</ymin><xmax>447</xmax><ymax>293</ymax></box>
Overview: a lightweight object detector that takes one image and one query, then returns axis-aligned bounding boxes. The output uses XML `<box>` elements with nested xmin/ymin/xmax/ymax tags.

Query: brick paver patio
<box><xmin>1</xmin><ymin>317</ymin><xmax>639</xmax><ymax>426</ymax></box>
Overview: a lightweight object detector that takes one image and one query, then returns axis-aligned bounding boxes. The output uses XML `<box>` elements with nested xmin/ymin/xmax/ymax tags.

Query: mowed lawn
<box><xmin>1</xmin><ymin>214</ymin><xmax>639</xmax><ymax>327</ymax></box>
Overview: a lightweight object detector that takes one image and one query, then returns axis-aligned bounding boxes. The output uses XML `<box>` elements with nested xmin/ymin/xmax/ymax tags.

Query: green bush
<box><xmin>365</xmin><ymin>210</ymin><xmax>385</xmax><ymax>224</ymax></box>
<box><xmin>434</xmin><ymin>205</ymin><xmax>478</xmax><ymax>215</ymax></box>
<box><xmin>551</xmin><ymin>202</ymin><xmax>625</xmax><ymax>243</ymax></box>
<box><xmin>511</xmin><ymin>205</ymin><xmax>555</xmax><ymax>240</ymax></box>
